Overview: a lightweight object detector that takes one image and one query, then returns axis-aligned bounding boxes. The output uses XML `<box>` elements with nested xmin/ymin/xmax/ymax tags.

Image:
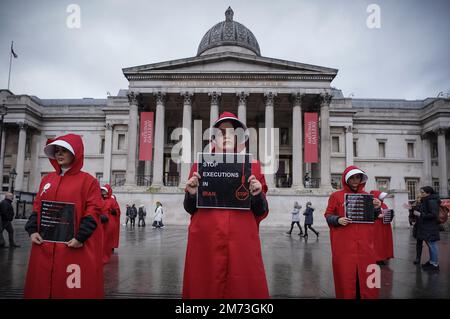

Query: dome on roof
<box><xmin>197</xmin><ymin>7</ymin><xmax>261</xmax><ymax>56</ymax></box>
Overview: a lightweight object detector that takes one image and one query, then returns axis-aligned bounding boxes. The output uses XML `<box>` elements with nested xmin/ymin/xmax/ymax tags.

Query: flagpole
<box><xmin>7</xmin><ymin>41</ymin><xmax>13</xmax><ymax>90</ymax></box>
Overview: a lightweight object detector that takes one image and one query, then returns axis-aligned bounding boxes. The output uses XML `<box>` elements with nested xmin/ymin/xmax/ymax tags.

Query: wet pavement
<box><xmin>0</xmin><ymin>220</ymin><xmax>449</xmax><ymax>298</ymax></box>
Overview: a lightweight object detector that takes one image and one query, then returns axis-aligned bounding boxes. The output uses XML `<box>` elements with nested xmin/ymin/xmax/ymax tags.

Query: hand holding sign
<box><xmin>186</xmin><ymin>172</ymin><xmax>201</xmax><ymax>195</ymax></box>
<box><xmin>30</xmin><ymin>232</ymin><xmax>44</xmax><ymax>245</ymax></box>
<box><xmin>248</xmin><ymin>175</ymin><xmax>262</xmax><ymax>196</ymax></box>
<box><xmin>67</xmin><ymin>238</ymin><xmax>83</xmax><ymax>248</ymax></box>
<box><xmin>373</xmin><ymin>198</ymin><xmax>382</xmax><ymax>209</ymax></box>
<box><xmin>338</xmin><ymin>217</ymin><xmax>352</xmax><ymax>226</ymax></box>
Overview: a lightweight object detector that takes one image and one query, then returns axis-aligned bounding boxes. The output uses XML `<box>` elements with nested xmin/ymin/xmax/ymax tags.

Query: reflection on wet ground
<box><xmin>1</xmin><ymin>221</ymin><xmax>448</xmax><ymax>298</ymax></box>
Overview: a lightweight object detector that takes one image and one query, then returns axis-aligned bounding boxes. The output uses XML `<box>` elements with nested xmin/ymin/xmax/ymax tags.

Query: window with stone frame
<box><xmin>376</xmin><ymin>177</ymin><xmax>390</xmax><ymax>192</ymax></box>
<box><xmin>117</xmin><ymin>133</ymin><xmax>126</xmax><ymax>150</ymax></box>
<box><xmin>353</xmin><ymin>139</ymin><xmax>358</xmax><ymax>157</ymax></box>
<box><xmin>432</xmin><ymin>178</ymin><xmax>440</xmax><ymax>195</ymax></box>
<box><xmin>378</xmin><ymin>140</ymin><xmax>386</xmax><ymax>158</ymax></box>
<box><xmin>405</xmin><ymin>178</ymin><xmax>419</xmax><ymax>202</ymax></box>
<box><xmin>332</xmin><ymin>136</ymin><xmax>340</xmax><ymax>153</ymax></box>
<box><xmin>407</xmin><ymin>142</ymin><xmax>415</xmax><ymax>158</ymax></box>
<box><xmin>100</xmin><ymin>136</ymin><xmax>105</xmax><ymax>154</ymax></box>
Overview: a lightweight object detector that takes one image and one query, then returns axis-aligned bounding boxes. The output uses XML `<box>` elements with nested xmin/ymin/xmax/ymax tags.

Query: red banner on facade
<box><xmin>304</xmin><ymin>112</ymin><xmax>318</xmax><ymax>163</ymax></box>
<box><xmin>139</xmin><ymin>112</ymin><xmax>154</xmax><ymax>161</ymax></box>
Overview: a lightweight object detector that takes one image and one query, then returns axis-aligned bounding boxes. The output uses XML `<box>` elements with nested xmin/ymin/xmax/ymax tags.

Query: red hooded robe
<box><xmin>110</xmin><ymin>194</ymin><xmax>121</xmax><ymax>249</ymax></box>
<box><xmin>370</xmin><ymin>190</ymin><xmax>394</xmax><ymax>262</ymax></box>
<box><xmin>324</xmin><ymin>165</ymin><xmax>379</xmax><ymax>299</ymax></box>
<box><xmin>24</xmin><ymin>134</ymin><xmax>104</xmax><ymax>298</ymax></box>
<box><xmin>101</xmin><ymin>184</ymin><xmax>118</xmax><ymax>264</ymax></box>
<box><xmin>182</xmin><ymin>112</ymin><xmax>269</xmax><ymax>299</ymax></box>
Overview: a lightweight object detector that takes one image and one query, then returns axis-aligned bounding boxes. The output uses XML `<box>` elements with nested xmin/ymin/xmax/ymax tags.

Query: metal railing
<box><xmin>136</xmin><ymin>175</ymin><xmax>152</xmax><ymax>186</ymax></box>
<box><xmin>112</xmin><ymin>177</ymin><xmax>126</xmax><ymax>187</ymax></box>
<box><xmin>164</xmin><ymin>172</ymin><xmax>180</xmax><ymax>187</ymax></box>
<box><xmin>304</xmin><ymin>178</ymin><xmax>321</xmax><ymax>189</ymax></box>
<box><xmin>276</xmin><ymin>174</ymin><xmax>292</xmax><ymax>188</ymax></box>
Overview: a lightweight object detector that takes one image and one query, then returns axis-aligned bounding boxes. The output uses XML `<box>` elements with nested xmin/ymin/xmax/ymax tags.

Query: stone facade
<box><xmin>0</xmin><ymin>8</ymin><xmax>449</xmax><ymax>227</ymax></box>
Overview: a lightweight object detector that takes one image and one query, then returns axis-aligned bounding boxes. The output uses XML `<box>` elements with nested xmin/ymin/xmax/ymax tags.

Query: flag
<box><xmin>11</xmin><ymin>42</ymin><xmax>18</xmax><ymax>58</ymax></box>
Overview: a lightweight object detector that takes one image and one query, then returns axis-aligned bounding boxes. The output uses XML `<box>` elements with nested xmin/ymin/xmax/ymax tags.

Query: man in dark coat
<box><xmin>413</xmin><ymin>186</ymin><xmax>440</xmax><ymax>271</ymax></box>
<box><xmin>0</xmin><ymin>192</ymin><xmax>20</xmax><ymax>248</ymax></box>
<box><xmin>138</xmin><ymin>205</ymin><xmax>146</xmax><ymax>227</ymax></box>
<box><xmin>129</xmin><ymin>204</ymin><xmax>137</xmax><ymax>228</ymax></box>
<box><xmin>302</xmin><ymin>201</ymin><xmax>319</xmax><ymax>239</ymax></box>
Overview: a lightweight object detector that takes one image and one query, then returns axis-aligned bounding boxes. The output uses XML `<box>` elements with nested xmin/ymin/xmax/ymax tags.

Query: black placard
<box><xmin>39</xmin><ymin>200</ymin><xmax>75</xmax><ymax>243</ymax></box>
<box><xmin>344</xmin><ymin>194</ymin><xmax>375</xmax><ymax>223</ymax></box>
<box><xmin>197</xmin><ymin>153</ymin><xmax>252</xmax><ymax>210</ymax></box>
<box><xmin>382</xmin><ymin>209</ymin><xmax>394</xmax><ymax>224</ymax></box>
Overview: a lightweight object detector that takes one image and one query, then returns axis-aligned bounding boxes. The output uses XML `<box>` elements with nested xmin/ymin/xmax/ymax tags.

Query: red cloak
<box><xmin>24</xmin><ymin>134</ymin><xmax>104</xmax><ymax>298</ymax></box>
<box><xmin>101</xmin><ymin>184</ymin><xmax>117</xmax><ymax>264</ymax></box>
<box><xmin>182</xmin><ymin>160</ymin><xmax>269</xmax><ymax>299</ymax></box>
<box><xmin>324</xmin><ymin>165</ymin><xmax>379</xmax><ymax>299</ymax></box>
<box><xmin>370</xmin><ymin>190</ymin><xmax>394</xmax><ymax>262</ymax></box>
<box><xmin>110</xmin><ymin>194</ymin><xmax>121</xmax><ymax>249</ymax></box>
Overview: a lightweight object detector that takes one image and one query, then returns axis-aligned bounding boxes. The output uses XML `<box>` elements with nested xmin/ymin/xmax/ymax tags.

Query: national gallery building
<box><xmin>1</xmin><ymin>8</ymin><xmax>449</xmax><ymax>227</ymax></box>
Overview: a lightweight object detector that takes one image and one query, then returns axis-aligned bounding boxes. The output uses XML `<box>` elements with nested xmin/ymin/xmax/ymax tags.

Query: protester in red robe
<box><xmin>324</xmin><ymin>165</ymin><xmax>381</xmax><ymax>299</ymax></box>
<box><xmin>370</xmin><ymin>190</ymin><xmax>394</xmax><ymax>264</ymax></box>
<box><xmin>24</xmin><ymin>134</ymin><xmax>104</xmax><ymax>298</ymax></box>
<box><xmin>110</xmin><ymin>194</ymin><xmax>121</xmax><ymax>249</ymax></box>
<box><xmin>101</xmin><ymin>184</ymin><xmax>117</xmax><ymax>264</ymax></box>
<box><xmin>182</xmin><ymin>112</ymin><xmax>270</xmax><ymax>299</ymax></box>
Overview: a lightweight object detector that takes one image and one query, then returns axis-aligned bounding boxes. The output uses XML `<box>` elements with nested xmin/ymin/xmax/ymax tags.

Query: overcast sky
<box><xmin>1</xmin><ymin>0</ymin><xmax>449</xmax><ymax>100</ymax></box>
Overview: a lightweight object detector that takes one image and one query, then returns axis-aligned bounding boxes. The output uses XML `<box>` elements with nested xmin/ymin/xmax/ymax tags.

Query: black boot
<box><xmin>310</xmin><ymin>226</ymin><xmax>319</xmax><ymax>238</ymax></box>
<box><xmin>415</xmin><ymin>241</ymin><xmax>423</xmax><ymax>265</ymax></box>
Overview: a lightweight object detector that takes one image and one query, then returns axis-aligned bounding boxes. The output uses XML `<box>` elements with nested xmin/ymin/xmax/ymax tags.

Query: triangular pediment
<box><xmin>123</xmin><ymin>51</ymin><xmax>338</xmax><ymax>78</ymax></box>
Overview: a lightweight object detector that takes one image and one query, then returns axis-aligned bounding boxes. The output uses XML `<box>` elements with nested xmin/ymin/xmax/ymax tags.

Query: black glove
<box><xmin>100</xmin><ymin>214</ymin><xmax>109</xmax><ymax>224</ymax></box>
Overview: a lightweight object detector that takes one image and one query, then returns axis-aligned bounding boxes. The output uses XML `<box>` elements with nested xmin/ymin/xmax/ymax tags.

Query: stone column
<box><xmin>421</xmin><ymin>133</ymin><xmax>432</xmax><ymax>187</ymax></box>
<box><xmin>345</xmin><ymin>125</ymin><xmax>354</xmax><ymax>167</ymax></box>
<box><xmin>291</xmin><ymin>93</ymin><xmax>304</xmax><ymax>189</ymax></box>
<box><xmin>0</xmin><ymin>128</ymin><xmax>5</xmax><ymax>191</ymax></box>
<box><xmin>237</xmin><ymin>92</ymin><xmax>248</xmax><ymax>125</ymax></box>
<box><xmin>29</xmin><ymin>132</ymin><xmax>41</xmax><ymax>192</ymax></box>
<box><xmin>14</xmin><ymin>122</ymin><xmax>27</xmax><ymax>191</ymax></box>
<box><xmin>319</xmin><ymin>93</ymin><xmax>332</xmax><ymax>189</ymax></box>
<box><xmin>436</xmin><ymin>128</ymin><xmax>448</xmax><ymax>197</ymax></box>
<box><xmin>209</xmin><ymin>92</ymin><xmax>220</xmax><ymax>127</ymax></box>
<box><xmin>125</xmin><ymin>92</ymin><xmax>139</xmax><ymax>186</ymax></box>
<box><xmin>179</xmin><ymin>92</ymin><xmax>193</xmax><ymax>187</ymax></box>
<box><xmin>264</xmin><ymin>92</ymin><xmax>276</xmax><ymax>189</ymax></box>
<box><xmin>151</xmin><ymin>92</ymin><xmax>166</xmax><ymax>187</ymax></box>
<box><xmin>103</xmin><ymin>123</ymin><xmax>113</xmax><ymax>184</ymax></box>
